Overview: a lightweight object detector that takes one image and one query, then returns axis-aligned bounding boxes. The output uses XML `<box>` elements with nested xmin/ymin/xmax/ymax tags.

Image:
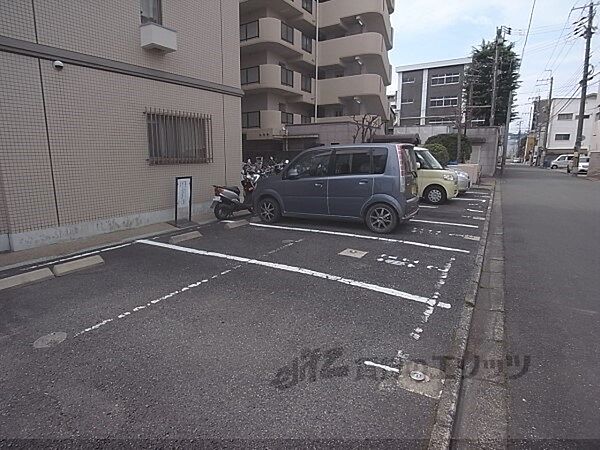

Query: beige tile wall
<box><xmin>0</xmin><ymin>0</ymin><xmax>242</xmax><ymax>249</ymax></box>
<box><xmin>0</xmin><ymin>53</ymin><xmax>60</xmax><ymax>235</ymax></box>
<box><xmin>0</xmin><ymin>1</ymin><xmax>240</xmax><ymax>86</ymax></box>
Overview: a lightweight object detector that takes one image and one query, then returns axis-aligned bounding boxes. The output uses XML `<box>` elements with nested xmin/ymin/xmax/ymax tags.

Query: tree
<box><xmin>351</xmin><ymin>114</ymin><xmax>382</xmax><ymax>143</ymax></box>
<box><xmin>425</xmin><ymin>134</ymin><xmax>472</xmax><ymax>163</ymax></box>
<box><xmin>423</xmin><ymin>143</ymin><xmax>450</xmax><ymax>167</ymax></box>
<box><xmin>465</xmin><ymin>38</ymin><xmax>521</xmax><ymax>126</ymax></box>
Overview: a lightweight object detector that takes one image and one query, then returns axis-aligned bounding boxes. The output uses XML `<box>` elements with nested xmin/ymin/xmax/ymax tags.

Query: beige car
<box><xmin>414</xmin><ymin>147</ymin><xmax>459</xmax><ymax>204</ymax></box>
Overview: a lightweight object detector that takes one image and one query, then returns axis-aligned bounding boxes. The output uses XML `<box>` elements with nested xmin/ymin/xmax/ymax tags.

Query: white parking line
<box><xmin>451</xmin><ymin>198</ymin><xmax>487</xmax><ymax>203</ymax></box>
<box><xmin>248</xmin><ymin>223</ymin><xmax>470</xmax><ymax>254</ymax></box>
<box><xmin>411</xmin><ymin>219</ymin><xmax>479</xmax><ymax>229</ymax></box>
<box><xmin>137</xmin><ymin>239</ymin><xmax>432</xmax><ymax>305</ymax></box>
<box><xmin>419</xmin><ymin>205</ymin><xmax>438</xmax><ymax>209</ymax></box>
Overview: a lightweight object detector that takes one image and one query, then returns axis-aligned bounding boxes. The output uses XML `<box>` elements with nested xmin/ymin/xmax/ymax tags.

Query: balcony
<box><xmin>318</xmin><ymin>0</ymin><xmax>393</xmax><ymax>50</ymax></box>
<box><xmin>318</xmin><ymin>74</ymin><xmax>389</xmax><ymax>119</ymax></box>
<box><xmin>242</xmin><ymin>65</ymin><xmax>315</xmax><ymax>104</ymax></box>
<box><xmin>240</xmin><ymin>17</ymin><xmax>316</xmax><ymax>69</ymax></box>
<box><xmin>239</xmin><ymin>0</ymin><xmax>316</xmax><ymax>34</ymax></box>
<box><xmin>318</xmin><ymin>32</ymin><xmax>391</xmax><ymax>85</ymax></box>
<box><xmin>140</xmin><ymin>23</ymin><xmax>177</xmax><ymax>53</ymax></box>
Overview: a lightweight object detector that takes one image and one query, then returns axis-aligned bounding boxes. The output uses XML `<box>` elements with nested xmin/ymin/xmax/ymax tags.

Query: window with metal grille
<box><xmin>302</xmin><ymin>33</ymin><xmax>313</xmax><ymax>52</ymax></box>
<box><xmin>301</xmin><ymin>115</ymin><xmax>312</xmax><ymax>124</ymax></box>
<box><xmin>302</xmin><ymin>0</ymin><xmax>313</xmax><ymax>13</ymax></box>
<box><xmin>555</xmin><ymin>134</ymin><xmax>570</xmax><ymax>141</ymax></box>
<box><xmin>282</xmin><ymin>112</ymin><xmax>294</xmax><ymax>124</ymax></box>
<box><xmin>242</xmin><ymin>111</ymin><xmax>261</xmax><ymax>128</ymax></box>
<box><xmin>281</xmin><ymin>66</ymin><xmax>294</xmax><ymax>86</ymax></box>
<box><xmin>241</xmin><ymin>66</ymin><xmax>260</xmax><ymax>85</ymax></box>
<box><xmin>281</xmin><ymin>22</ymin><xmax>294</xmax><ymax>43</ymax></box>
<box><xmin>557</xmin><ymin>113</ymin><xmax>573</xmax><ymax>120</ymax></box>
<box><xmin>141</xmin><ymin>0</ymin><xmax>162</xmax><ymax>24</ymax></box>
<box><xmin>402</xmin><ymin>76</ymin><xmax>415</xmax><ymax>83</ymax></box>
<box><xmin>301</xmin><ymin>75</ymin><xmax>312</xmax><ymax>92</ymax></box>
<box><xmin>145</xmin><ymin>108</ymin><xmax>213</xmax><ymax>165</ymax></box>
<box><xmin>240</xmin><ymin>20</ymin><xmax>259</xmax><ymax>41</ymax></box>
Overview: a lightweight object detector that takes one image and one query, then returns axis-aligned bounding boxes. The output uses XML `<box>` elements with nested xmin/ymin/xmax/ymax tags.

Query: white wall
<box><xmin>547</xmin><ymin>95</ymin><xmax>597</xmax><ymax>151</ymax></box>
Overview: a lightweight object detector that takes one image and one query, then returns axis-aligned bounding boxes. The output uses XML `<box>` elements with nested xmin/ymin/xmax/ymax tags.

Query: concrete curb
<box><xmin>0</xmin><ymin>268</ymin><xmax>54</xmax><ymax>292</ymax></box>
<box><xmin>428</xmin><ymin>181</ymin><xmax>497</xmax><ymax>450</ymax></box>
<box><xmin>224</xmin><ymin>219</ymin><xmax>248</xmax><ymax>229</ymax></box>
<box><xmin>169</xmin><ymin>231</ymin><xmax>202</xmax><ymax>244</ymax></box>
<box><xmin>52</xmin><ymin>255</ymin><xmax>104</xmax><ymax>277</ymax></box>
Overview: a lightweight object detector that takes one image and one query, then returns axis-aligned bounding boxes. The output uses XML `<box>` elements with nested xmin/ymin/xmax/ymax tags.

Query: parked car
<box><xmin>414</xmin><ymin>147</ymin><xmax>459</xmax><ymax>204</ymax></box>
<box><xmin>512</xmin><ymin>157</ymin><xmax>522</xmax><ymax>163</ymax></box>
<box><xmin>577</xmin><ymin>156</ymin><xmax>590</xmax><ymax>174</ymax></box>
<box><xmin>254</xmin><ymin>143</ymin><xmax>420</xmax><ymax>234</ymax></box>
<box><xmin>550</xmin><ymin>154</ymin><xmax>573</xmax><ymax>169</ymax></box>
<box><xmin>449</xmin><ymin>169</ymin><xmax>471</xmax><ymax>195</ymax></box>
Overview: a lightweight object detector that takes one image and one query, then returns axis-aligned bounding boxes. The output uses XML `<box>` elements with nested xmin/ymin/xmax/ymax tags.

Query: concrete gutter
<box><xmin>428</xmin><ymin>181</ymin><xmax>496</xmax><ymax>449</ymax></box>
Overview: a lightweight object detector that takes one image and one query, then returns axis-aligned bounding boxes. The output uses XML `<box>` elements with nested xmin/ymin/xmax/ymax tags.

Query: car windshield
<box><xmin>580</xmin><ymin>157</ymin><xmax>589</xmax><ymax>163</ymax></box>
<box><xmin>416</xmin><ymin>149</ymin><xmax>444</xmax><ymax>170</ymax></box>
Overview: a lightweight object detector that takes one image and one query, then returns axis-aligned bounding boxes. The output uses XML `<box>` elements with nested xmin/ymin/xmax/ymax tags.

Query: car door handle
<box><xmin>358</xmin><ymin>179</ymin><xmax>370</xmax><ymax>185</ymax></box>
<box><xmin>314</xmin><ymin>182</ymin><xmax>323</xmax><ymax>187</ymax></box>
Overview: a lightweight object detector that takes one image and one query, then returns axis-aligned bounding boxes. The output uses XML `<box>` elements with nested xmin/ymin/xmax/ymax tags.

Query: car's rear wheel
<box><xmin>365</xmin><ymin>203</ymin><xmax>398</xmax><ymax>234</ymax></box>
<box><xmin>424</xmin><ymin>185</ymin><xmax>447</xmax><ymax>205</ymax></box>
<box><xmin>258</xmin><ymin>197</ymin><xmax>281</xmax><ymax>224</ymax></box>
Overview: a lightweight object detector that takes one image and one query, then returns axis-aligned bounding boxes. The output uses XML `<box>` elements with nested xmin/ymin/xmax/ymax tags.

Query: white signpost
<box><xmin>175</xmin><ymin>177</ymin><xmax>192</xmax><ymax>224</ymax></box>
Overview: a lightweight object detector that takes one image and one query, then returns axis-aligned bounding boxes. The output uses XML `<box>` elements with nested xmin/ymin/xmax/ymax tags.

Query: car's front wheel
<box><xmin>551</xmin><ymin>164</ymin><xmax>558</xmax><ymax>169</ymax></box>
<box><xmin>258</xmin><ymin>197</ymin><xmax>281</xmax><ymax>224</ymax></box>
<box><xmin>365</xmin><ymin>203</ymin><xmax>398</xmax><ymax>234</ymax></box>
<box><xmin>424</xmin><ymin>185</ymin><xmax>448</xmax><ymax>205</ymax></box>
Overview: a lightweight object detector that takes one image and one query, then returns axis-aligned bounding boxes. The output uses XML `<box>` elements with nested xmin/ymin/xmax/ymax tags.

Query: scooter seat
<box><xmin>224</xmin><ymin>186</ymin><xmax>241</xmax><ymax>195</ymax></box>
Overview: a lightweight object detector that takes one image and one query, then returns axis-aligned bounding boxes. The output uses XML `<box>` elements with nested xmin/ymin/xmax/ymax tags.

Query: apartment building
<box><xmin>396</xmin><ymin>57</ymin><xmax>471</xmax><ymax>127</ymax></box>
<box><xmin>0</xmin><ymin>1</ymin><xmax>242</xmax><ymax>252</ymax></box>
<box><xmin>545</xmin><ymin>94</ymin><xmax>597</xmax><ymax>155</ymax></box>
<box><xmin>240</xmin><ymin>0</ymin><xmax>394</xmax><ymax>157</ymax></box>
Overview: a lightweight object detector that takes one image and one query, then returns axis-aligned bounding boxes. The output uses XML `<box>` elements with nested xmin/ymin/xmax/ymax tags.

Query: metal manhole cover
<box><xmin>410</xmin><ymin>370</ymin><xmax>426</xmax><ymax>382</ymax></box>
<box><xmin>33</xmin><ymin>332</ymin><xmax>67</xmax><ymax>349</ymax></box>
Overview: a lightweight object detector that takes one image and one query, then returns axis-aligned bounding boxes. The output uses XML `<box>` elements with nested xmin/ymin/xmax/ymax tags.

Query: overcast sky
<box><xmin>388</xmin><ymin>0</ymin><xmax>595</xmax><ymax>131</ymax></box>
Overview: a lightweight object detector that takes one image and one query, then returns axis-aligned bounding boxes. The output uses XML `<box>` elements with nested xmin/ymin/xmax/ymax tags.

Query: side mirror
<box><xmin>416</xmin><ymin>162</ymin><xmax>421</xmax><ymax>170</ymax></box>
<box><xmin>284</xmin><ymin>160</ymin><xmax>289</xmax><ymax>164</ymax></box>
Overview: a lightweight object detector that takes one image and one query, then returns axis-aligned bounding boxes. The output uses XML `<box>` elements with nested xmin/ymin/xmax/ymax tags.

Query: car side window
<box><xmin>372</xmin><ymin>148</ymin><xmax>388</xmax><ymax>174</ymax></box>
<box><xmin>287</xmin><ymin>150</ymin><xmax>331</xmax><ymax>179</ymax></box>
<box><xmin>332</xmin><ymin>149</ymin><xmax>371</xmax><ymax>175</ymax></box>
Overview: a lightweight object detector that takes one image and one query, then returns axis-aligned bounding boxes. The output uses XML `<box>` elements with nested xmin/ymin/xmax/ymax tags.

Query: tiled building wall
<box><xmin>0</xmin><ymin>53</ymin><xmax>61</xmax><ymax>236</ymax></box>
<box><xmin>0</xmin><ymin>55</ymin><xmax>241</xmax><ymax>246</ymax></box>
<box><xmin>0</xmin><ymin>0</ymin><xmax>242</xmax><ymax>251</ymax></box>
<box><xmin>0</xmin><ymin>0</ymin><xmax>233</xmax><ymax>85</ymax></box>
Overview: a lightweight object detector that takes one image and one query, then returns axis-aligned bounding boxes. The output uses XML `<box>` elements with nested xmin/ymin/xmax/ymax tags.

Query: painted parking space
<box><xmin>0</xmin><ymin>187</ymin><xmax>492</xmax><ymax>441</ymax></box>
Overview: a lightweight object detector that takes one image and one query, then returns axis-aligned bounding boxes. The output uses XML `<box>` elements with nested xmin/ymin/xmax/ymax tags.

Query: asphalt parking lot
<box><xmin>0</xmin><ymin>188</ymin><xmax>492</xmax><ymax>444</ymax></box>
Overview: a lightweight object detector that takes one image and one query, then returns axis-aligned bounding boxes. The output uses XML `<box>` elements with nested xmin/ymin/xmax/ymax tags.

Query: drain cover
<box><xmin>33</xmin><ymin>332</ymin><xmax>67</xmax><ymax>349</ymax></box>
<box><xmin>410</xmin><ymin>370</ymin><xmax>426</xmax><ymax>382</ymax></box>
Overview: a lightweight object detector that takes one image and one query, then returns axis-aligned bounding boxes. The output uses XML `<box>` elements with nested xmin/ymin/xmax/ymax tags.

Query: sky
<box><xmin>388</xmin><ymin>0</ymin><xmax>595</xmax><ymax>132</ymax></box>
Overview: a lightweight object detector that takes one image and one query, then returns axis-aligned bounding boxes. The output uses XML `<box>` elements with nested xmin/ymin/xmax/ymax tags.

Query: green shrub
<box><xmin>425</xmin><ymin>134</ymin><xmax>472</xmax><ymax>163</ymax></box>
<box><xmin>423</xmin><ymin>143</ymin><xmax>449</xmax><ymax>167</ymax></box>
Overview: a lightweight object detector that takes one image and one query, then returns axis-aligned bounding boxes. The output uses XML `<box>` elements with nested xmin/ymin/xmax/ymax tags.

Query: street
<box><xmin>0</xmin><ymin>191</ymin><xmax>491</xmax><ymax>445</ymax></box>
<box><xmin>502</xmin><ymin>166</ymin><xmax>600</xmax><ymax>444</ymax></box>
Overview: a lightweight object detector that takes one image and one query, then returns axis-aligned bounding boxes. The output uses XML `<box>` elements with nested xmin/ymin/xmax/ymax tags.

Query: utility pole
<box><xmin>500</xmin><ymin>90</ymin><xmax>513</xmax><ymax>174</ymax></box>
<box><xmin>313</xmin><ymin>1</ymin><xmax>319</xmax><ymax>123</ymax></box>
<box><xmin>572</xmin><ymin>2</ymin><xmax>596</xmax><ymax>176</ymax></box>
<box><xmin>464</xmin><ymin>82</ymin><xmax>473</xmax><ymax>137</ymax></box>
<box><xmin>541</xmin><ymin>76</ymin><xmax>553</xmax><ymax>167</ymax></box>
<box><xmin>489</xmin><ymin>27</ymin><xmax>502</xmax><ymax>127</ymax></box>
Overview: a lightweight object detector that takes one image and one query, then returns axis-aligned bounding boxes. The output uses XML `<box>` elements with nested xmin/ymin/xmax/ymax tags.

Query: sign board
<box><xmin>175</xmin><ymin>177</ymin><xmax>192</xmax><ymax>223</ymax></box>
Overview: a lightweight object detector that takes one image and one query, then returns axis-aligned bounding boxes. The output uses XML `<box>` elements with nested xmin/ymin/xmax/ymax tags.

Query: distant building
<box><xmin>395</xmin><ymin>57</ymin><xmax>471</xmax><ymax>127</ymax></box>
<box><xmin>546</xmin><ymin>94</ymin><xmax>597</xmax><ymax>155</ymax></box>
